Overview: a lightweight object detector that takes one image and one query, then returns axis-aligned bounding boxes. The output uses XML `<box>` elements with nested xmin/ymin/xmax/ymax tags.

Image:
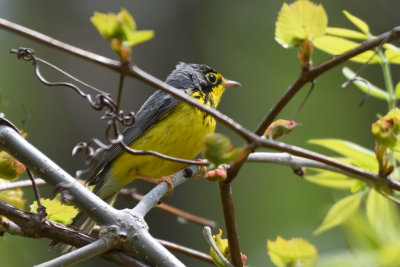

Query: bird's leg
<box><xmin>136</xmin><ymin>173</ymin><xmax>174</xmax><ymax>196</ymax></box>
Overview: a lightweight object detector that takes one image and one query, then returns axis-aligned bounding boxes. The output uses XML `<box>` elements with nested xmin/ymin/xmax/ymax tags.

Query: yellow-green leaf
<box><xmin>275</xmin><ymin>0</ymin><xmax>327</xmax><ymax>48</ymax></box>
<box><xmin>90</xmin><ymin>11</ymin><xmax>120</xmax><ymax>40</ymax></box>
<box><xmin>342</xmin><ymin>67</ymin><xmax>389</xmax><ymax>101</ymax></box>
<box><xmin>0</xmin><ymin>179</ymin><xmax>25</xmax><ymax>210</ymax></box>
<box><xmin>209</xmin><ymin>229</ymin><xmax>230</xmax><ymax>267</ymax></box>
<box><xmin>395</xmin><ymin>81</ymin><xmax>400</xmax><ymax>99</ymax></box>
<box><xmin>385</xmin><ymin>44</ymin><xmax>400</xmax><ymax>64</ymax></box>
<box><xmin>91</xmin><ymin>8</ymin><xmax>154</xmax><ymax>61</ymax></box>
<box><xmin>366</xmin><ymin>189</ymin><xmax>400</xmax><ymax>242</ymax></box>
<box><xmin>267</xmin><ymin>236</ymin><xmax>317</xmax><ymax>267</ymax></box>
<box><xmin>314</xmin><ymin>193</ymin><xmax>362</xmax><ymax>235</ymax></box>
<box><xmin>379</xmin><ymin>241</ymin><xmax>400</xmax><ymax>267</ymax></box>
<box><xmin>326</xmin><ymin>27</ymin><xmax>369</xmax><ymax>40</ymax></box>
<box><xmin>0</xmin><ymin>151</ymin><xmax>26</xmax><ymax>180</ymax></box>
<box><xmin>305</xmin><ymin>170</ymin><xmax>356</xmax><ymax>190</ymax></box>
<box><xmin>129</xmin><ymin>30</ymin><xmax>155</xmax><ymax>46</ymax></box>
<box><xmin>308</xmin><ymin>139</ymin><xmax>378</xmax><ymax>171</ymax></box>
<box><xmin>30</xmin><ymin>198</ymin><xmax>78</xmax><ymax>225</ymax></box>
<box><xmin>343</xmin><ymin>212</ymin><xmax>381</xmax><ymax>250</ymax></box>
<box><xmin>371</xmin><ymin>108</ymin><xmax>400</xmax><ymax>150</ymax></box>
<box><xmin>313</xmin><ymin>35</ymin><xmax>378</xmax><ymax>63</ymax></box>
<box><xmin>343</xmin><ymin>10</ymin><xmax>370</xmax><ymax>34</ymax></box>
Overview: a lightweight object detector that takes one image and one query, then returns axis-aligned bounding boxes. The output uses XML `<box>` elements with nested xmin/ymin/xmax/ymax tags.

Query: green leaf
<box><xmin>366</xmin><ymin>189</ymin><xmax>400</xmax><ymax>242</ymax></box>
<box><xmin>267</xmin><ymin>236</ymin><xmax>317</xmax><ymax>267</ymax></box>
<box><xmin>0</xmin><ymin>179</ymin><xmax>25</xmax><ymax>210</ymax></box>
<box><xmin>275</xmin><ymin>0</ymin><xmax>327</xmax><ymax>48</ymax></box>
<box><xmin>326</xmin><ymin>27</ymin><xmax>369</xmax><ymax>40</ymax></box>
<box><xmin>305</xmin><ymin>170</ymin><xmax>356</xmax><ymax>190</ymax></box>
<box><xmin>313</xmin><ymin>36</ymin><xmax>379</xmax><ymax>63</ymax></box>
<box><xmin>30</xmin><ymin>198</ymin><xmax>78</xmax><ymax>225</ymax></box>
<box><xmin>343</xmin><ymin>10</ymin><xmax>370</xmax><ymax>34</ymax></box>
<box><xmin>342</xmin><ymin>67</ymin><xmax>389</xmax><ymax>101</ymax></box>
<box><xmin>203</xmin><ymin>133</ymin><xmax>241</xmax><ymax>166</ymax></box>
<box><xmin>314</xmin><ymin>193</ymin><xmax>362</xmax><ymax>235</ymax></box>
<box><xmin>308</xmin><ymin>139</ymin><xmax>378</xmax><ymax>171</ymax></box>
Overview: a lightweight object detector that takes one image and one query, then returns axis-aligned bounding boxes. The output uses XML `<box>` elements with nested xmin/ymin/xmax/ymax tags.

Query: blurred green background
<box><xmin>0</xmin><ymin>0</ymin><xmax>399</xmax><ymax>266</ymax></box>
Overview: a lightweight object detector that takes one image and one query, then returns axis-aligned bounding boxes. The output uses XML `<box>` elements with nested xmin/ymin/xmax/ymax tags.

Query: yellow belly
<box><xmin>109</xmin><ymin>101</ymin><xmax>215</xmax><ymax>189</ymax></box>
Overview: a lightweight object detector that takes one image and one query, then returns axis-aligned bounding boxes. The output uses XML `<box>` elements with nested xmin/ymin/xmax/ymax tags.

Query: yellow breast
<box><xmin>110</xmin><ymin>100</ymin><xmax>216</xmax><ymax>188</ymax></box>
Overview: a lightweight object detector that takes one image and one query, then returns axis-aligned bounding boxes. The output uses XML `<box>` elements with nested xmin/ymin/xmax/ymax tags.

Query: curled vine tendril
<box><xmin>11</xmin><ymin>47</ymin><xmax>207</xmax><ymax>181</ymax></box>
<box><xmin>11</xmin><ymin>47</ymin><xmax>136</xmax><ymax>126</ymax></box>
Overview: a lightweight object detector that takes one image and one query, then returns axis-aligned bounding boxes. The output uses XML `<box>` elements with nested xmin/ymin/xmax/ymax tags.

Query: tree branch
<box><xmin>119</xmin><ymin>187</ymin><xmax>216</xmax><ymax>228</ymax></box>
<box><xmin>36</xmin><ymin>238</ymin><xmax>114</xmax><ymax>267</ymax></box>
<box><xmin>0</xmin><ymin>200</ymin><xmax>148</xmax><ymax>266</ymax></box>
<box><xmin>0</xmin><ymin>124</ymin><xmax>183</xmax><ymax>266</ymax></box>
<box><xmin>0</xmin><ymin>18</ymin><xmax>254</xmax><ymax>142</ymax></box>
<box><xmin>2</xmin><ymin>17</ymin><xmax>398</xmax><ymax>190</ymax></box>
<box><xmin>254</xmin><ymin>26</ymin><xmax>400</xmax><ymax>136</ymax></box>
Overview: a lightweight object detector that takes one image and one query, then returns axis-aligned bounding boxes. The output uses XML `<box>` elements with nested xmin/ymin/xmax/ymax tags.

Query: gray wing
<box><xmin>87</xmin><ymin>90</ymin><xmax>179</xmax><ymax>185</ymax></box>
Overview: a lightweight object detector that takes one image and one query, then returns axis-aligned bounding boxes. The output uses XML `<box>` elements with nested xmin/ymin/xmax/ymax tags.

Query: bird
<box><xmin>86</xmin><ymin>62</ymin><xmax>240</xmax><ymax>202</ymax></box>
<box><xmin>68</xmin><ymin>62</ymin><xmax>240</xmax><ymax>238</ymax></box>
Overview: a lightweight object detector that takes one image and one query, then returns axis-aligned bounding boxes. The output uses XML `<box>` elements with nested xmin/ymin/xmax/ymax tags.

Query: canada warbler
<box><xmin>87</xmin><ymin>62</ymin><xmax>240</xmax><ymax>203</ymax></box>
<box><xmin>56</xmin><ymin>62</ymin><xmax>239</xmax><ymax>251</ymax></box>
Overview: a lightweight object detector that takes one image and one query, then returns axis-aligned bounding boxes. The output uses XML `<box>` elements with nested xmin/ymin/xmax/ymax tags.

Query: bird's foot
<box><xmin>136</xmin><ymin>173</ymin><xmax>174</xmax><ymax>196</ymax></box>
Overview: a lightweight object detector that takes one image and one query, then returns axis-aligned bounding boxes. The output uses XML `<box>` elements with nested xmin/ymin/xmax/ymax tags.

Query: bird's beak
<box><xmin>222</xmin><ymin>79</ymin><xmax>241</xmax><ymax>88</ymax></box>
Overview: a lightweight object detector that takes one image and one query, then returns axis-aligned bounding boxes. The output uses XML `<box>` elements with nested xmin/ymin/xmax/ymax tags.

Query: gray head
<box><xmin>165</xmin><ymin>62</ymin><xmax>220</xmax><ymax>93</ymax></box>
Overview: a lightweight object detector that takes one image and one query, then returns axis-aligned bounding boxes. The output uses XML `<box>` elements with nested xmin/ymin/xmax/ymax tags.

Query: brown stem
<box><xmin>219</xmin><ymin>183</ymin><xmax>242</xmax><ymax>267</ymax></box>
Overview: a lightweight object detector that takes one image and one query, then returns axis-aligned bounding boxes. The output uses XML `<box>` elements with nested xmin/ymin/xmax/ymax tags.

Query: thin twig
<box><xmin>0</xmin><ymin>178</ymin><xmax>46</xmax><ymax>191</ymax></box>
<box><xmin>203</xmin><ymin>226</ymin><xmax>234</xmax><ymax>267</ymax></box>
<box><xmin>0</xmin><ymin>216</ymin><xmax>24</xmax><ymax>235</ymax></box>
<box><xmin>119</xmin><ymin>188</ymin><xmax>216</xmax><ymax>228</ymax></box>
<box><xmin>26</xmin><ymin>168</ymin><xmax>46</xmax><ymax>216</ymax></box>
<box><xmin>35</xmin><ymin>57</ymin><xmax>109</xmax><ymax>95</ymax></box>
<box><xmin>157</xmin><ymin>239</ymin><xmax>214</xmax><ymax>265</ymax></box>
<box><xmin>120</xmin><ymin>141</ymin><xmax>209</xmax><ymax>166</ymax></box>
<box><xmin>36</xmin><ymin>238</ymin><xmax>114</xmax><ymax>267</ymax></box>
<box><xmin>131</xmin><ymin>165</ymin><xmax>199</xmax><ymax>218</ymax></box>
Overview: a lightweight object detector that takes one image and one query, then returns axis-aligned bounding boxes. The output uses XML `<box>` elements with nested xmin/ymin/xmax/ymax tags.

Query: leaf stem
<box><xmin>379</xmin><ymin>50</ymin><xmax>395</xmax><ymax>110</ymax></box>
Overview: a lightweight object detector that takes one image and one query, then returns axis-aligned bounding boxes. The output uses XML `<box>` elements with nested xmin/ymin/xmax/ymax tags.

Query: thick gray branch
<box><xmin>0</xmin><ymin>125</ymin><xmax>183</xmax><ymax>266</ymax></box>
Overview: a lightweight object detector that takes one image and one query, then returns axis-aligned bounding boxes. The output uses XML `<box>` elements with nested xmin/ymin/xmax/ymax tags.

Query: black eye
<box><xmin>206</xmin><ymin>73</ymin><xmax>217</xmax><ymax>84</ymax></box>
